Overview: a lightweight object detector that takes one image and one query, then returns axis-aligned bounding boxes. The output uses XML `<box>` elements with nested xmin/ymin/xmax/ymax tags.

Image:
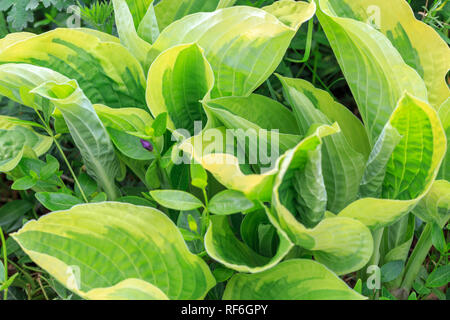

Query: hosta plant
<box><xmin>0</xmin><ymin>0</ymin><xmax>449</xmax><ymax>300</ymax></box>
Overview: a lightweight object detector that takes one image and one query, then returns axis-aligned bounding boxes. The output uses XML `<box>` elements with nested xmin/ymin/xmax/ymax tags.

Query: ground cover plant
<box><xmin>0</xmin><ymin>0</ymin><xmax>449</xmax><ymax>300</ymax></box>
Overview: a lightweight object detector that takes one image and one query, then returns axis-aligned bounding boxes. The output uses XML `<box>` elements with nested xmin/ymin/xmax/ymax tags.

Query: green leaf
<box><xmin>339</xmin><ymin>94</ymin><xmax>447</xmax><ymax>229</ymax></box>
<box><xmin>94</xmin><ymin>104</ymin><xmax>153</xmax><ymax>133</ymax></box>
<box><xmin>11</xmin><ymin>202</ymin><xmax>215</xmax><ymax>299</ymax></box>
<box><xmin>75</xmin><ymin>173</ymin><xmax>98</xmax><ymax>199</ymax></box>
<box><xmin>269</xmin><ymin>124</ymin><xmax>373</xmax><ymax>274</ymax></box>
<box><xmin>146</xmin><ymin>43</ymin><xmax>214</xmax><ymax>134</ymax></box>
<box><xmin>125</xmin><ymin>0</ymin><xmax>154</xmax><ymax>28</ymax></box>
<box><xmin>150</xmin><ymin>1</ymin><xmax>316</xmax><ymax>98</ymax></box>
<box><xmin>359</xmin><ymin>124</ymin><xmax>402</xmax><ymax>198</ymax></box>
<box><xmin>154</xmin><ymin>0</ymin><xmax>221</xmax><ymax>31</ymax></box>
<box><xmin>223</xmin><ymin>259</ymin><xmax>366</xmax><ymax>300</ymax></box>
<box><xmin>326</xmin><ymin>0</ymin><xmax>450</xmax><ymax>109</ymax></box>
<box><xmin>208</xmin><ymin>190</ymin><xmax>254</xmax><ymax>215</ymax></box>
<box><xmin>380</xmin><ymin>260</ymin><xmax>404</xmax><ymax>283</ymax></box>
<box><xmin>137</xmin><ymin>2</ymin><xmax>159</xmax><ymax>44</ymax></box>
<box><xmin>431</xmin><ymin>223</ymin><xmax>447</xmax><ymax>254</ymax></box>
<box><xmin>145</xmin><ymin>161</ymin><xmax>161</xmax><ymax>190</ymax></box>
<box><xmin>408</xmin><ymin>292</ymin><xmax>417</xmax><ymax>300</ymax></box>
<box><xmin>151</xmin><ymin>112</ymin><xmax>167</xmax><ymax>137</ymax></box>
<box><xmin>316</xmin><ymin>0</ymin><xmax>428</xmax><ymax>144</ymax></box>
<box><xmin>383</xmin><ymin>214</ymin><xmax>415</xmax><ymax>284</ymax></box>
<box><xmin>216</xmin><ymin>0</ymin><xmax>236</xmax><ymax>9</ymax></box>
<box><xmin>0</xmin><ymin>272</ymin><xmax>18</xmax><ymax>291</ymax></box>
<box><xmin>0</xmin><ymin>32</ymin><xmax>35</xmax><ymax>50</ymax></box>
<box><xmin>177</xmin><ymin>210</ymin><xmax>204</xmax><ymax>254</ymax></box>
<box><xmin>213</xmin><ymin>265</ymin><xmax>234</xmax><ymax>283</ymax></box>
<box><xmin>112</xmin><ymin>0</ymin><xmax>152</xmax><ymax>71</ymax></box>
<box><xmin>40</xmin><ymin>155</ymin><xmax>60</xmax><ymax>180</ymax></box>
<box><xmin>35</xmin><ymin>192</ymin><xmax>84</xmax><ymax>211</ymax></box>
<box><xmin>190</xmin><ymin>163</ymin><xmax>208</xmax><ymax>190</ymax></box>
<box><xmin>150</xmin><ymin>190</ymin><xmax>204</xmax><ymax>210</ymax></box>
<box><xmin>426</xmin><ymin>265</ymin><xmax>450</xmax><ymax>288</ymax></box>
<box><xmin>206</xmin><ymin>94</ymin><xmax>300</xmax><ymax>135</ymax></box>
<box><xmin>353</xmin><ymin>279</ymin><xmax>362</xmax><ymax>294</ymax></box>
<box><xmin>240</xmin><ymin>209</ymin><xmax>278</xmax><ymax>257</ymax></box>
<box><xmin>204</xmin><ymin>94</ymin><xmax>302</xmax><ymax>152</ymax></box>
<box><xmin>90</xmin><ymin>192</ymin><xmax>107</xmax><ymax>203</ymax></box>
<box><xmin>31</xmin><ymin>80</ymin><xmax>121</xmax><ymax>200</ymax></box>
<box><xmin>0</xmin><ymin>29</ymin><xmax>147</xmax><ymax>109</ymax></box>
<box><xmin>0</xmin><ymin>115</ymin><xmax>52</xmax><ymax>173</ymax></box>
<box><xmin>277</xmin><ymin>76</ymin><xmax>367</xmax><ymax>212</ymax></box>
<box><xmin>179</xmin><ymin>127</ymin><xmax>282</xmax><ymax>202</ymax></box>
<box><xmin>116</xmin><ymin>196</ymin><xmax>155</xmax><ymax>207</ymax></box>
<box><xmin>11</xmin><ymin>176</ymin><xmax>36</xmax><ymax>191</ymax></box>
<box><xmin>438</xmin><ymin>98</ymin><xmax>449</xmax><ymax>180</ymax></box>
<box><xmin>205</xmin><ymin>215</ymin><xmax>293</xmax><ymax>273</ymax></box>
<box><xmin>412</xmin><ymin>180</ymin><xmax>450</xmax><ymax>227</ymax></box>
<box><xmin>0</xmin><ymin>200</ymin><xmax>33</xmax><ymax>233</ymax></box>
<box><xmin>107</xmin><ymin>127</ymin><xmax>155</xmax><ymax>161</ymax></box>
<box><xmin>0</xmin><ymin>63</ymin><xmax>67</xmax><ymax>112</ymax></box>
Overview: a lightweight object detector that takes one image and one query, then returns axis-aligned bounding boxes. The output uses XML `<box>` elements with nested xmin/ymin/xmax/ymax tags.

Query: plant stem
<box><xmin>0</xmin><ymin>227</ymin><xmax>8</xmax><ymax>300</ymax></box>
<box><xmin>401</xmin><ymin>223</ymin><xmax>433</xmax><ymax>292</ymax></box>
<box><xmin>201</xmin><ymin>188</ymin><xmax>210</xmax><ymax>236</ymax></box>
<box><xmin>34</xmin><ymin>109</ymin><xmax>89</xmax><ymax>203</ymax></box>
<box><xmin>53</xmin><ymin>138</ymin><xmax>89</xmax><ymax>203</ymax></box>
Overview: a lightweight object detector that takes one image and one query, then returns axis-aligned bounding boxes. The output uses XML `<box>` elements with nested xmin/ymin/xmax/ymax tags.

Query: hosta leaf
<box><xmin>179</xmin><ymin>127</ymin><xmax>280</xmax><ymax>201</ymax></box>
<box><xmin>216</xmin><ymin>0</ymin><xmax>236</xmax><ymax>9</ymax></box>
<box><xmin>277</xmin><ymin>76</ymin><xmax>367</xmax><ymax>212</ymax></box>
<box><xmin>204</xmin><ymin>94</ymin><xmax>301</xmax><ymax>152</ymax></box>
<box><xmin>205</xmin><ymin>215</ymin><xmax>293</xmax><ymax>273</ymax></box>
<box><xmin>438</xmin><ymin>98</ymin><xmax>449</xmax><ymax>180</ymax></box>
<box><xmin>0</xmin><ymin>29</ymin><xmax>147</xmax><ymax>109</ymax></box>
<box><xmin>0</xmin><ymin>32</ymin><xmax>35</xmax><ymax>51</ymax></box>
<box><xmin>0</xmin><ymin>115</ymin><xmax>52</xmax><ymax>172</ymax></box>
<box><xmin>150</xmin><ymin>1</ymin><xmax>316</xmax><ymax>98</ymax></box>
<box><xmin>146</xmin><ymin>43</ymin><xmax>214</xmax><ymax>134</ymax></box>
<box><xmin>206</xmin><ymin>94</ymin><xmax>299</xmax><ymax>135</ymax></box>
<box><xmin>125</xmin><ymin>0</ymin><xmax>154</xmax><ymax>28</ymax></box>
<box><xmin>223</xmin><ymin>259</ymin><xmax>366</xmax><ymax>300</ymax></box>
<box><xmin>269</xmin><ymin>125</ymin><xmax>373</xmax><ymax>274</ymax></box>
<box><xmin>154</xmin><ymin>0</ymin><xmax>221</xmax><ymax>31</ymax></box>
<box><xmin>84</xmin><ymin>278</ymin><xmax>169</xmax><ymax>300</ymax></box>
<box><xmin>384</xmin><ymin>214</ymin><xmax>415</xmax><ymax>264</ymax></box>
<box><xmin>412</xmin><ymin>180</ymin><xmax>450</xmax><ymax>227</ymax></box>
<box><xmin>11</xmin><ymin>202</ymin><xmax>215</xmax><ymax>300</ymax></box>
<box><xmin>316</xmin><ymin>0</ymin><xmax>427</xmax><ymax>144</ymax></box>
<box><xmin>94</xmin><ymin>104</ymin><xmax>152</xmax><ymax>133</ymax></box>
<box><xmin>137</xmin><ymin>2</ymin><xmax>159</xmax><ymax>44</ymax></box>
<box><xmin>339</xmin><ymin>94</ymin><xmax>447</xmax><ymax>229</ymax></box>
<box><xmin>0</xmin><ymin>63</ymin><xmax>69</xmax><ymax>112</ymax></box>
<box><xmin>359</xmin><ymin>124</ymin><xmax>402</xmax><ymax>198</ymax></box>
<box><xmin>325</xmin><ymin>0</ymin><xmax>450</xmax><ymax>109</ymax></box>
<box><xmin>112</xmin><ymin>0</ymin><xmax>152</xmax><ymax>70</ymax></box>
<box><xmin>31</xmin><ymin>80</ymin><xmax>121</xmax><ymax>200</ymax></box>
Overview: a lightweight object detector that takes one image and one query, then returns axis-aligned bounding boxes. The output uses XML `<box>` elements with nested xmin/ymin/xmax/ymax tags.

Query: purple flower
<box><xmin>140</xmin><ymin>139</ymin><xmax>153</xmax><ymax>152</ymax></box>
